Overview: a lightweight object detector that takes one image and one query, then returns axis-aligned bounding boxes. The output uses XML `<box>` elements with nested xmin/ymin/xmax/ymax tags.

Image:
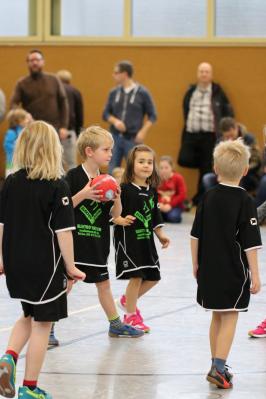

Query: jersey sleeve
<box><xmin>238</xmin><ymin>195</ymin><xmax>262</xmax><ymax>251</ymax></box>
<box><xmin>65</xmin><ymin>169</ymin><xmax>76</xmax><ymax>196</ymax></box>
<box><xmin>190</xmin><ymin>200</ymin><xmax>203</xmax><ymax>239</ymax></box>
<box><xmin>51</xmin><ymin>179</ymin><xmax>75</xmax><ymax>233</ymax></box>
<box><xmin>152</xmin><ymin>190</ymin><xmax>164</xmax><ymax>229</ymax></box>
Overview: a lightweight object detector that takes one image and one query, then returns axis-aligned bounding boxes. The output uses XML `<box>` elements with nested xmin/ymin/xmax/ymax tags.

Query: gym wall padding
<box><xmin>0</xmin><ymin>45</ymin><xmax>266</xmax><ymax>197</ymax></box>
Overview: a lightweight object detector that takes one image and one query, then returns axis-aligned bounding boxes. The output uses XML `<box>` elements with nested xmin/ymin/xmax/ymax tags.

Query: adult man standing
<box><xmin>0</xmin><ymin>89</ymin><xmax>6</xmax><ymax>121</ymax></box>
<box><xmin>178</xmin><ymin>62</ymin><xmax>234</xmax><ymax>205</ymax></box>
<box><xmin>103</xmin><ymin>60</ymin><xmax>157</xmax><ymax>172</ymax></box>
<box><xmin>57</xmin><ymin>69</ymin><xmax>84</xmax><ymax>169</ymax></box>
<box><xmin>10</xmin><ymin>49</ymin><xmax>69</xmax><ymax>140</ymax></box>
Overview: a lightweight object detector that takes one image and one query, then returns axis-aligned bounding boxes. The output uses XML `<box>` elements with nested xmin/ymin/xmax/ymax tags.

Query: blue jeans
<box><xmin>109</xmin><ymin>133</ymin><xmax>136</xmax><ymax>173</ymax></box>
<box><xmin>162</xmin><ymin>207</ymin><xmax>182</xmax><ymax>223</ymax></box>
<box><xmin>255</xmin><ymin>174</ymin><xmax>266</xmax><ymax>206</ymax></box>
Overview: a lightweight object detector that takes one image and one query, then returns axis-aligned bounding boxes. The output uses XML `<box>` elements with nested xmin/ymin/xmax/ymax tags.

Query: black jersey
<box><xmin>191</xmin><ymin>184</ymin><xmax>262</xmax><ymax>311</ymax></box>
<box><xmin>65</xmin><ymin>165</ymin><xmax>113</xmax><ymax>268</ymax></box>
<box><xmin>0</xmin><ymin>169</ymin><xmax>75</xmax><ymax>304</ymax></box>
<box><xmin>114</xmin><ymin>183</ymin><xmax>164</xmax><ymax>279</ymax></box>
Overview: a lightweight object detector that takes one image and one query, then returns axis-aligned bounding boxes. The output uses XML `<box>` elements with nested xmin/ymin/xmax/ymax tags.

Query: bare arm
<box><xmin>154</xmin><ymin>226</ymin><xmax>170</xmax><ymax>248</ymax></box>
<box><xmin>190</xmin><ymin>238</ymin><xmax>199</xmax><ymax>278</ymax></box>
<box><xmin>135</xmin><ymin>120</ymin><xmax>153</xmax><ymax>144</ymax></box>
<box><xmin>246</xmin><ymin>249</ymin><xmax>261</xmax><ymax>294</ymax></box>
<box><xmin>110</xmin><ymin>196</ymin><xmax>122</xmax><ymax>219</ymax></box>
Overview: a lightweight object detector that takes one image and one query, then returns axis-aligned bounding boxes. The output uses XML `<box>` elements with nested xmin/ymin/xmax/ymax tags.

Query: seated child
<box><xmin>158</xmin><ymin>156</ymin><xmax>187</xmax><ymax>223</ymax></box>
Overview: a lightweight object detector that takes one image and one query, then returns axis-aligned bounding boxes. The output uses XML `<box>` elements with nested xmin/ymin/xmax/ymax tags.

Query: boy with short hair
<box><xmin>191</xmin><ymin>139</ymin><xmax>262</xmax><ymax>389</ymax></box>
<box><xmin>65</xmin><ymin>126</ymin><xmax>143</xmax><ymax>338</ymax></box>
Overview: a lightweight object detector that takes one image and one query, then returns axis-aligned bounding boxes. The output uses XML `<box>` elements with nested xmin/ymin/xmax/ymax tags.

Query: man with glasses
<box><xmin>10</xmin><ymin>49</ymin><xmax>69</xmax><ymax>141</ymax></box>
<box><xmin>103</xmin><ymin>60</ymin><xmax>157</xmax><ymax>173</ymax></box>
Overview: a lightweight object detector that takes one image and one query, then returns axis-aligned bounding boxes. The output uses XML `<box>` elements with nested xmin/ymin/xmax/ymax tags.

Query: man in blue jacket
<box><xmin>103</xmin><ymin>60</ymin><xmax>157</xmax><ymax>173</ymax></box>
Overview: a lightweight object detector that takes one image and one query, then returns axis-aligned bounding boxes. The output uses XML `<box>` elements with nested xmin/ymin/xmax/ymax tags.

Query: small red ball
<box><xmin>91</xmin><ymin>174</ymin><xmax>119</xmax><ymax>202</ymax></box>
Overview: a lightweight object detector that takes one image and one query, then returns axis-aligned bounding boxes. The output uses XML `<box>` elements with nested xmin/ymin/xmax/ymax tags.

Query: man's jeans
<box><xmin>109</xmin><ymin>133</ymin><xmax>136</xmax><ymax>173</ymax></box>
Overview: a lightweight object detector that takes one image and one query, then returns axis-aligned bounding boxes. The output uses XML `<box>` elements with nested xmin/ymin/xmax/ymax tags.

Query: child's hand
<box><xmin>82</xmin><ymin>182</ymin><xmax>103</xmax><ymax>202</ymax></box>
<box><xmin>67</xmin><ymin>279</ymin><xmax>75</xmax><ymax>294</ymax></box>
<box><xmin>193</xmin><ymin>263</ymin><xmax>198</xmax><ymax>279</ymax></box>
<box><xmin>67</xmin><ymin>266</ymin><xmax>86</xmax><ymax>282</ymax></box>
<box><xmin>0</xmin><ymin>262</ymin><xmax>4</xmax><ymax>276</ymax></box>
<box><xmin>158</xmin><ymin>234</ymin><xmax>170</xmax><ymax>249</ymax></box>
<box><xmin>250</xmin><ymin>274</ymin><xmax>261</xmax><ymax>294</ymax></box>
<box><xmin>114</xmin><ymin>215</ymin><xmax>136</xmax><ymax>226</ymax></box>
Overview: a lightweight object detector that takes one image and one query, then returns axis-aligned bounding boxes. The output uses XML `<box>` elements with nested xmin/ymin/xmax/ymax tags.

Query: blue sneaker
<box><xmin>109</xmin><ymin>324</ymin><xmax>144</xmax><ymax>338</ymax></box>
<box><xmin>0</xmin><ymin>354</ymin><xmax>16</xmax><ymax>398</ymax></box>
<box><xmin>17</xmin><ymin>387</ymin><xmax>52</xmax><ymax>399</ymax></box>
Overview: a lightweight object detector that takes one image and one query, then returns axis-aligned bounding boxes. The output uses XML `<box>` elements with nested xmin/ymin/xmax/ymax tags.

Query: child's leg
<box><xmin>0</xmin><ymin>316</ymin><xmax>32</xmax><ymax>397</ymax></box>
<box><xmin>24</xmin><ymin>321</ymin><xmax>52</xmax><ymax>382</ymax></box>
<box><xmin>215</xmin><ymin>311</ymin><xmax>239</xmax><ymax>361</ymax></box>
<box><xmin>125</xmin><ymin>278</ymin><xmax>142</xmax><ymax>313</ymax></box>
<box><xmin>6</xmin><ymin>315</ymin><xmax>32</xmax><ymax>355</ymax></box>
<box><xmin>138</xmin><ymin>280</ymin><xmax>158</xmax><ymax>299</ymax></box>
<box><xmin>96</xmin><ymin>280</ymin><xmax>143</xmax><ymax>338</ymax></box>
<box><xmin>96</xmin><ymin>280</ymin><xmax>118</xmax><ymax>319</ymax></box>
<box><xmin>209</xmin><ymin>311</ymin><xmax>221</xmax><ymax>359</ymax></box>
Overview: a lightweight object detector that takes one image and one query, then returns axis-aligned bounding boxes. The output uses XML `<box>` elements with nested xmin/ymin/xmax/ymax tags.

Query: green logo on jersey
<box><xmin>134</xmin><ymin>196</ymin><xmax>154</xmax><ymax>240</ymax></box>
<box><xmin>77</xmin><ymin>202</ymin><xmax>103</xmax><ymax>238</ymax></box>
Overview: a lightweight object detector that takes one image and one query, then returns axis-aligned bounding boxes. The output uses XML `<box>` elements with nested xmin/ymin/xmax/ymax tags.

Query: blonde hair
<box><xmin>13</xmin><ymin>121</ymin><xmax>64</xmax><ymax>180</ymax></box>
<box><xmin>213</xmin><ymin>139</ymin><xmax>250</xmax><ymax>181</ymax></box>
<box><xmin>6</xmin><ymin>108</ymin><xmax>28</xmax><ymax>128</ymax></box>
<box><xmin>57</xmin><ymin>69</ymin><xmax>72</xmax><ymax>83</ymax></box>
<box><xmin>159</xmin><ymin>155</ymin><xmax>174</xmax><ymax>169</ymax></box>
<box><xmin>77</xmin><ymin>125</ymin><xmax>113</xmax><ymax>160</ymax></box>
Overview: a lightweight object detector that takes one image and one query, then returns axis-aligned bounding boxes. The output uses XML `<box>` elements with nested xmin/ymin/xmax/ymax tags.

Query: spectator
<box><xmin>178</xmin><ymin>62</ymin><xmax>234</xmax><ymax>205</ymax></box>
<box><xmin>57</xmin><ymin>69</ymin><xmax>84</xmax><ymax>170</ymax></box>
<box><xmin>202</xmin><ymin>117</ymin><xmax>261</xmax><ymax>194</ymax></box>
<box><xmin>3</xmin><ymin>109</ymin><xmax>32</xmax><ymax>176</ymax></box>
<box><xmin>158</xmin><ymin>156</ymin><xmax>187</xmax><ymax>223</ymax></box>
<box><xmin>10</xmin><ymin>49</ymin><xmax>69</xmax><ymax>141</ymax></box>
<box><xmin>103</xmin><ymin>60</ymin><xmax>157</xmax><ymax>173</ymax></box>
<box><xmin>0</xmin><ymin>89</ymin><xmax>6</xmax><ymax>121</ymax></box>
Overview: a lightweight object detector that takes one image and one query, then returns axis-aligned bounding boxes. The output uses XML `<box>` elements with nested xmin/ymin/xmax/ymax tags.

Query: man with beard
<box><xmin>10</xmin><ymin>49</ymin><xmax>69</xmax><ymax>141</ymax></box>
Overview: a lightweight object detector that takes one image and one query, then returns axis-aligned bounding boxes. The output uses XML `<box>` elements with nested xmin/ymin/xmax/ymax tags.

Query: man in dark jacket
<box><xmin>103</xmin><ymin>60</ymin><xmax>157</xmax><ymax>173</ymax></box>
<box><xmin>178</xmin><ymin>62</ymin><xmax>234</xmax><ymax>205</ymax></box>
<box><xmin>57</xmin><ymin>70</ymin><xmax>84</xmax><ymax>169</ymax></box>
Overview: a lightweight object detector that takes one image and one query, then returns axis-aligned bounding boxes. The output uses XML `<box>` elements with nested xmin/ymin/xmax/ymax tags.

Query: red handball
<box><xmin>91</xmin><ymin>174</ymin><xmax>119</xmax><ymax>202</ymax></box>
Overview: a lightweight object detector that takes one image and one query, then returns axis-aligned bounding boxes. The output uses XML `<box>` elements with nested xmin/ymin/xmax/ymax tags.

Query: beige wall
<box><xmin>0</xmin><ymin>45</ymin><xmax>266</xmax><ymax>196</ymax></box>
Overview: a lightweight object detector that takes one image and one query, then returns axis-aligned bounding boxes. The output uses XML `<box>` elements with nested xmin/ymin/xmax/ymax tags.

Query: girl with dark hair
<box><xmin>113</xmin><ymin>145</ymin><xmax>170</xmax><ymax>333</ymax></box>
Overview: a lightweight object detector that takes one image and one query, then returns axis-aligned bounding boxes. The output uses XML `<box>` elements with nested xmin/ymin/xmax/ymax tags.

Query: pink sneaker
<box><xmin>248</xmin><ymin>319</ymin><xmax>266</xmax><ymax>337</ymax></box>
<box><xmin>118</xmin><ymin>295</ymin><xmax>143</xmax><ymax>321</ymax></box>
<box><xmin>123</xmin><ymin>314</ymin><xmax>150</xmax><ymax>333</ymax></box>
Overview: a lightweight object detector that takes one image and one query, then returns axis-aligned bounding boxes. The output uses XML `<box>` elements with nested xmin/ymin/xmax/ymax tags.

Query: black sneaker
<box><xmin>206</xmin><ymin>366</ymin><xmax>233</xmax><ymax>389</ymax></box>
<box><xmin>224</xmin><ymin>364</ymin><xmax>233</xmax><ymax>381</ymax></box>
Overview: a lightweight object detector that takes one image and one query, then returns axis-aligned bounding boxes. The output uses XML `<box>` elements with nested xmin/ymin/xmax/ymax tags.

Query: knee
<box><xmin>96</xmin><ymin>280</ymin><xmax>110</xmax><ymax>294</ymax></box>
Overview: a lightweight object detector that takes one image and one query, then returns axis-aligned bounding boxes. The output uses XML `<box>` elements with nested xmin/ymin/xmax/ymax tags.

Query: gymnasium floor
<box><xmin>0</xmin><ymin>213</ymin><xmax>266</xmax><ymax>399</ymax></box>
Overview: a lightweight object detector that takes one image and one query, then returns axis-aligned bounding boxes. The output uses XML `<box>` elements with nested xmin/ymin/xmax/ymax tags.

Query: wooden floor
<box><xmin>0</xmin><ymin>213</ymin><xmax>266</xmax><ymax>399</ymax></box>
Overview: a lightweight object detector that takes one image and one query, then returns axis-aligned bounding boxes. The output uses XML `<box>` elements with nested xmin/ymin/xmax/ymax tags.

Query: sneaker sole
<box><xmin>108</xmin><ymin>332</ymin><xmax>144</xmax><ymax>338</ymax></box>
<box><xmin>206</xmin><ymin>375</ymin><xmax>232</xmax><ymax>389</ymax></box>
<box><xmin>0</xmin><ymin>365</ymin><xmax>15</xmax><ymax>398</ymax></box>
<box><xmin>248</xmin><ymin>332</ymin><xmax>266</xmax><ymax>338</ymax></box>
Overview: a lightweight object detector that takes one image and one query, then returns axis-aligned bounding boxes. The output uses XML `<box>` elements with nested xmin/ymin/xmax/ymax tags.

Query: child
<box><xmin>158</xmin><ymin>156</ymin><xmax>187</xmax><ymax>223</ymax></box>
<box><xmin>3</xmin><ymin>109</ymin><xmax>32</xmax><ymax>177</ymax></box>
<box><xmin>112</xmin><ymin>167</ymin><xmax>125</xmax><ymax>185</ymax></box>
<box><xmin>0</xmin><ymin>121</ymin><xmax>85</xmax><ymax>399</ymax></box>
<box><xmin>190</xmin><ymin>139</ymin><xmax>262</xmax><ymax>389</ymax></box>
<box><xmin>114</xmin><ymin>145</ymin><xmax>170</xmax><ymax>332</ymax></box>
<box><xmin>65</xmin><ymin>126</ymin><xmax>143</xmax><ymax>338</ymax></box>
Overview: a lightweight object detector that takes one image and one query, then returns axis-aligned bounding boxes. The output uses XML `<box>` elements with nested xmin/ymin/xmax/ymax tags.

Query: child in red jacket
<box><xmin>158</xmin><ymin>156</ymin><xmax>187</xmax><ymax>223</ymax></box>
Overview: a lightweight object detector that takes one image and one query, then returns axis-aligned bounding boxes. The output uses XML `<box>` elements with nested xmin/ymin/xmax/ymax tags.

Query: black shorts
<box><xmin>118</xmin><ymin>267</ymin><xmax>161</xmax><ymax>281</ymax></box>
<box><xmin>21</xmin><ymin>293</ymin><xmax>67</xmax><ymax>322</ymax></box>
<box><xmin>77</xmin><ymin>265</ymin><xmax>110</xmax><ymax>283</ymax></box>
